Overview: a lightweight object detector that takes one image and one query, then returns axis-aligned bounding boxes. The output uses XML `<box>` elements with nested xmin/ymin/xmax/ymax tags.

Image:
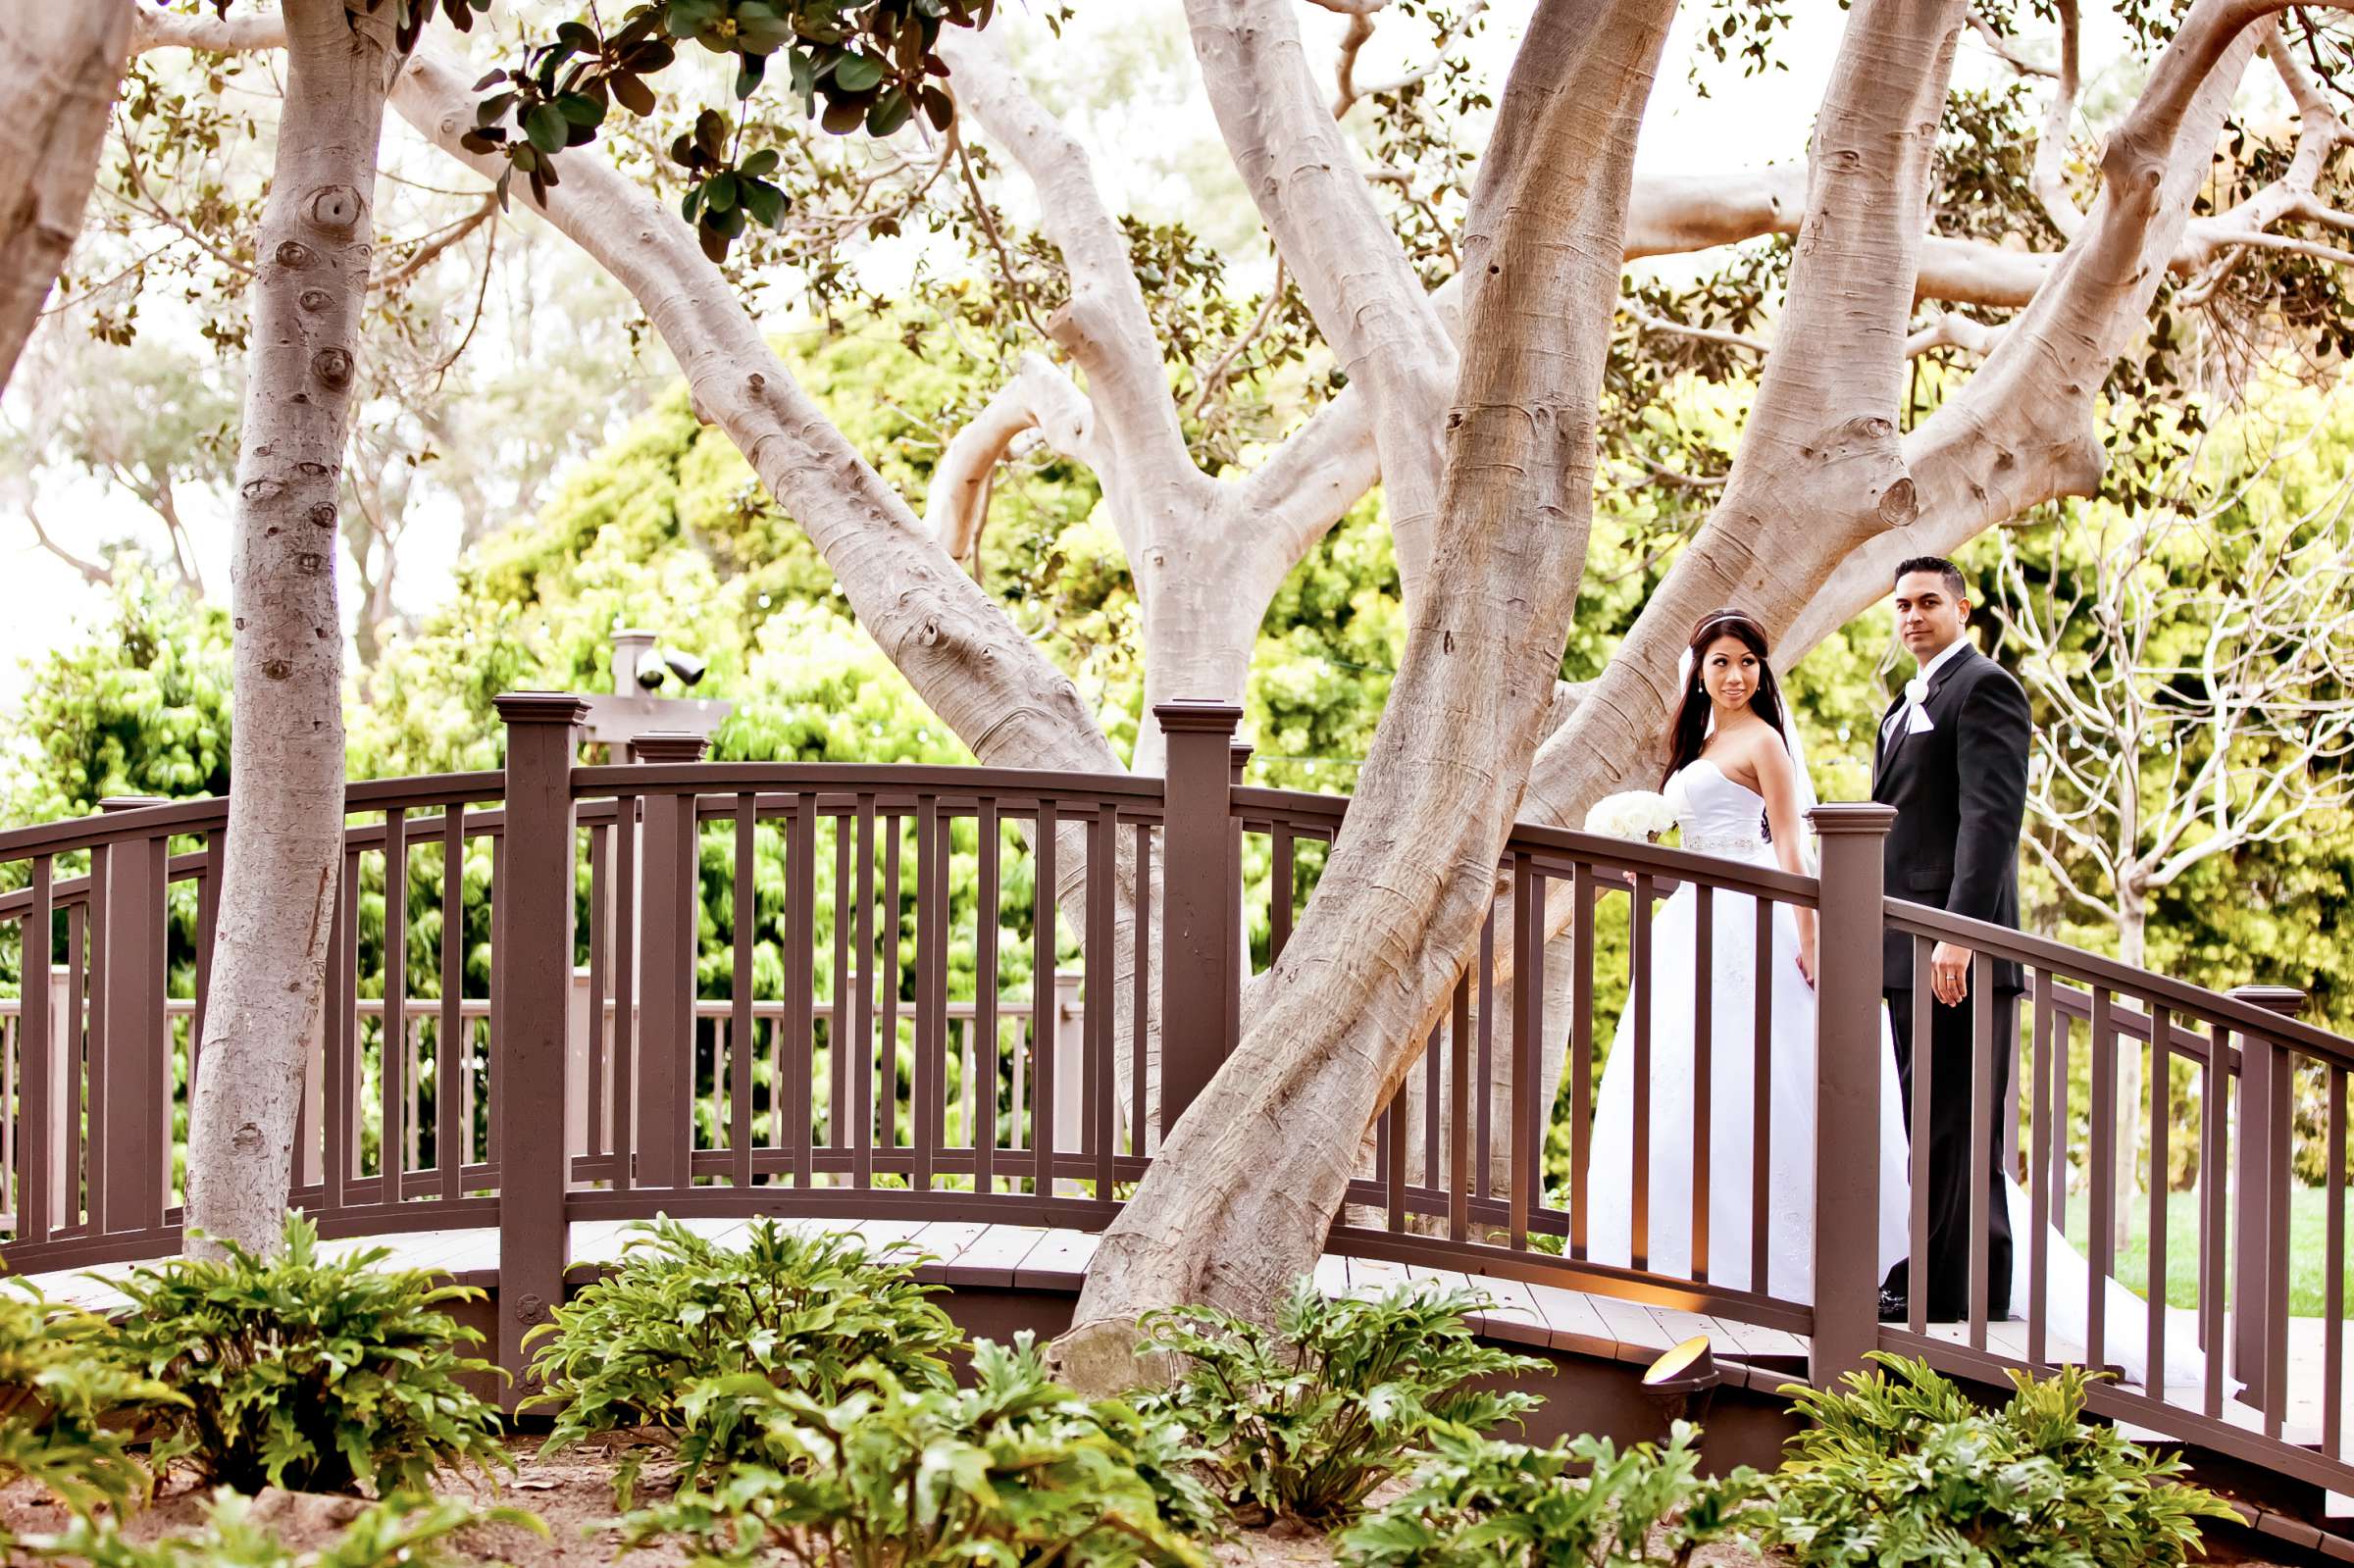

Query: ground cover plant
<box><xmin>618</xmin><ymin>1333</ymin><xmax>1220</xmax><ymax>1566</ymax></box>
<box><xmin>1764</xmin><ymin>1354</ymin><xmax>2238</xmax><ymax>1567</ymax></box>
<box><xmin>524</xmin><ymin>1216</ymin><xmax>960</xmax><ymax>1500</ymax></box>
<box><xmin>1134</xmin><ymin>1280</ymin><xmax>1543</xmax><ymax>1528</ymax></box>
<box><xmin>104</xmin><ymin>1215</ymin><xmax>505</xmax><ymax>1494</ymax></box>
<box><xmin>0</xmin><ymin>1284</ymin><xmax>181</xmax><ymax>1516</ymax></box>
<box><xmin>1338</xmin><ymin>1422</ymin><xmax>1766</xmax><ymax>1567</ymax></box>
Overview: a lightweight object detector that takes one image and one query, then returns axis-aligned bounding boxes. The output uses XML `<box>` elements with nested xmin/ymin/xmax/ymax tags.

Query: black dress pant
<box><xmin>1880</xmin><ymin>986</ymin><xmax>2016</xmax><ymax>1321</ymax></box>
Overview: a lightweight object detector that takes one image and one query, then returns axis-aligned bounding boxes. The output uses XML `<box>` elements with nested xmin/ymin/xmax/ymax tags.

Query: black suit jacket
<box><xmin>1870</xmin><ymin>642</ymin><xmax>2032</xmax><ymax>993</ymax></box>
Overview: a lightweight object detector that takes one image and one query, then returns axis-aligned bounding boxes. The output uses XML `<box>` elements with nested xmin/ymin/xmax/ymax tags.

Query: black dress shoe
<box><xmin>1876</xmin><ymin>1288</ymin><xmax>1909</xmax><ymax>1323</ymax></box>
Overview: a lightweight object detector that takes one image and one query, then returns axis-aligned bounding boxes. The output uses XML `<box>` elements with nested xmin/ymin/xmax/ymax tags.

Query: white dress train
<box><xmin>1576</xmin><ymin>759</ymin><xmax>2201</xmax><ymax>1391</ymax></box>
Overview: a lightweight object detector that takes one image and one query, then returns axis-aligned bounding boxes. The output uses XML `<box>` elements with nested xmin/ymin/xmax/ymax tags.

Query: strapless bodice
<box><xmin>1668</xmin><ymin>759</ymin><xmax>1771</xmax><ymax>860</ymax></box>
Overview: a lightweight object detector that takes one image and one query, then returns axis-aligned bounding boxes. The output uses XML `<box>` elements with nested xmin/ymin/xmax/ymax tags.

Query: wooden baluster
<box><xmin>609</xmin><ymin>799</ymin><xmax>637</xmax><ymax>1194</ymax></box>
<box><xmin>2199</xmin><ymin>1017</ymin><xmax>2228</xmax><ymax>1418</ymax></box>
<box><xmin>441</xmin><ymin>810</ymin><xmax>471</xmax><ymax>1196</ymax></box>
<box><xmin>975</xmin><ymin>803</ymin><xmax>999</xmax><ymax>1194</ymax></box>
<box><xmin>1691</xmin><ymin>885</ymin><xmax>1713</xmax><ymax>1284</ymax></box>
<box><xmin>1032</xmin><ymin>801</ymin><xmax>1056</xmax><ymax>1196</ymax></box>
<box><xmin>852</xmin><ymin>795</ymin><xmax>876</xmax><ymax>1189</ymax></box>
<box><xmin>2088</xmin><ymin>987</ymin><xmax>2116</xmax><ymax>1375</ymax></box>
<box><xmin>1450</xmin><ymin>958</ymin><xmax>1471</xmax><ymax>1244</ymax></box>
<box><xmin>881</xmin><ymin>812</ymin><xmax>901</xmax><ymax>1164</ymax></box>
<box><xmin>1090</xmin><ymin>803</ymin><xmax>1115</xmax><ymax>1199</ymax></box>
<box><xmin>1751</xmin><ymin>890</ymin><xmax>1773</xmax><ymax>1294</ymax></box>
<box><xmin>18</xmin><ymin>857</ymin><xmax>50</xmax><ymax>1244</ymax></box>
<box><xmin>2147</xmin><ymin>1003</ymin><xmax>2170</xmax><ymax>1393</ymax></box>
<box><xmin>1130</xmin><ymin>820</ymin><xmax>1150</xmax><ymax>1158</ymax></box>
<box><xmin>731</xmin><ymin>794</ymin><xmax>755</xmax><ymax>1189</ymax></box>
<box><xmin>830</xmin><ymin>810</ymin><xmax>852</xmax><ymax>1178</ymax></box>
<box><xmin>1630</xmin><ymin>872</ymin><xmax>1653</xmax><ymax>1270</ymax></box>
<box><xmin>1909</xmin><ymin>938</ymin><xmax>1934</xmax><ymax>1338</ymax></box>
<box><xmin>788</xmin><ymin>793</ymin><xmax>816</xmax><ymax>1188</ymax></box>
<box><xmin>2028</xmin><ymin>970</ymin><xmax>2054</xmax><ymax>1369</ymax></box>
<box><xmin>1476</xmin><ymin>898</ymin><xmax>1496</xmax><ymax>1213</ymax></box>
<box><xmin>2327</xmin><ymin>1062</ymin><xmax>2346</xmax><ymax>1458</ymax></box>
<box><xmin>1968</xmin><ymin>951</ymin><xmax>1996</xmax><ymax>1353</ymax></box>
<box><xmin>1509</xmin><ymin>855</ymin><xmax>1540</xmax><ymax>1252</ymax></box>
<box><xmin>382</xmin><ymin>809</ymin><xmax>407</xmax><ymax>1203</ymax></box>
<box><xmin>1568</xmin><ymin>865</ymin><xmax>1592</xmax><ymax>1257</ymax></box>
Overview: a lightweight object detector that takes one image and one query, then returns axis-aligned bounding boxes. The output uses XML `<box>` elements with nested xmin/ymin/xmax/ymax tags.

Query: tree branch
<box><xmin>371</xmin><ymin>193</ymin><xmax>495</xmax><ymax>293</ymax></box>
<box><xmin>924</xmin><ymin>350</ymin><xmax>1100</xmax><ymax>561</ymax></box>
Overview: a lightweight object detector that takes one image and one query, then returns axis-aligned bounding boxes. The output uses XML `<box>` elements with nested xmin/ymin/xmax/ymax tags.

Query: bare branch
<box><xmin>2032</xmin><ymin>0</ymin><xmax>2086</xmax><ymax>239</ymax></box>
<box><xmin>372</xmin><ymin>193</ymin><xmax>495</xmax><ymax>293</ymax></box>
<box><xmin>15</xmin><ymin>492</ymin><xmax>114</xmax><ymax>586</ymax></box>
<box><xmin>925</xmin><ymin>351</ymin><xmax>1100</xmax><ymax>560</ymax></box>
<box><xmin>1968</xmin><ymin>8</ymin><xmax>2058</xmax><ymax>77</ymax></box>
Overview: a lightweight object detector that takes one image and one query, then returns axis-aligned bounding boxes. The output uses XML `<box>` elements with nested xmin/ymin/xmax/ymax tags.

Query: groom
<box><xmin>1872</xmin><ymin>557</ymin><xmax>2032</xmax><ymax>1325</ymax></box>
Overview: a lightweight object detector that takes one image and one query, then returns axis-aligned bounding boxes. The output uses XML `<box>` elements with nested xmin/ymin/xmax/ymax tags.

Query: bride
<box><xmin>1583</xmin><ymin>608</ymin><xmax>1911</xmax><ymax>1302</ymax></box>
<box><xmin>1579</xmin><ymin>607</ymin><xmax>2195</xmax><ymax>1391</ymax></box>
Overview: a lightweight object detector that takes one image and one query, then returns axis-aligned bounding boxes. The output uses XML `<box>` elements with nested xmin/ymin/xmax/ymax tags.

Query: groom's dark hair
<box><xmin>1894</xmin><ymin>555</ymin><xmax>1968</xmax><ymax>602</ymax></box>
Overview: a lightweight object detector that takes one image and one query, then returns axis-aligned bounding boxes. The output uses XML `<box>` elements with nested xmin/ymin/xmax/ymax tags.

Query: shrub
<box><xmin>1764</xmin><ymin>1354</ymin><xmax>2239</xmax><ymax>1567</ymax></box>
<box><xmin>620</xmin><ymin>1335</ymin><xmax>1219</xmax><ymax>1567</ymax></box>
<box><xmin>0</xmin><ymin>1284</ymin><xmax>182</xmax><ymax>1515</ymax></box>
<box><xmin>1341</xmin><ymin>1422</ymin><xmax>1767</xmax><ymax>1567</ymax></box>
<box><xmin>105</xmin><ymin>1214</ymin><xmax>505</xmax><ymax>1493</ymax></box>
<box><xmin>1134</xmin><ymin>1278</ymin><xmax>1544</xmax><ymax>1527</ymax></box>
<box><xmin>18</xmin><ymin>1489</ymin><xmax>544</xmax><ymax>1568</ymax></box>
<box><xmin>524</xmin><ymin>1216</ymin><xmax>960</xmax><ymax>1497</ymax></box>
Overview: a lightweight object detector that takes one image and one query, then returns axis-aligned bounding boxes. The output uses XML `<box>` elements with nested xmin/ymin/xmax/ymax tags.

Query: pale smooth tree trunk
<box><xmin>183</xmin><ymin>0</ymin><xmax>402</xmax><ymax>1257</ymax></box>
<box><xmin>0</xmin><ymin>0</ymin><xmax>133</xmax><ymax>391</ymax></box>
<box><xmin>1053</xmin><ymin>0</ymin><xmax>1678</xmax><ymax>1390</ymax></box>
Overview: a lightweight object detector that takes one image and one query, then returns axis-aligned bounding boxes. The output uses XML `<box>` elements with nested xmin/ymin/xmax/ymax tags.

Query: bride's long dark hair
<box><xmin>1662</xmin><ymin>609</ymin><xmax>1790</xmax><ymax>788</ymax></box>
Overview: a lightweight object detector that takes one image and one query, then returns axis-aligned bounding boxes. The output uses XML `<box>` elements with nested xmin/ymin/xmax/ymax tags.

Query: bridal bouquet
<box><xmin>1585</xmin><ymin>788</ymin><xmax>1679</xmax><ymax>841</ymax></box>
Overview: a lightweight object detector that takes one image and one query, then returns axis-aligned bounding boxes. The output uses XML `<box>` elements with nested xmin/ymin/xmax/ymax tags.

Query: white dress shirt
<box><xmin>1882</xmin><ymin>635</ymin><xmax>1970</xmax><ymax>749</ymax></box>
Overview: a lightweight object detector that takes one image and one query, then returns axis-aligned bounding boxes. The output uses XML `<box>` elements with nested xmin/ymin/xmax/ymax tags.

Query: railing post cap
<box><xmin>494</xmin><ymin>690</ymin><xmax>591</xmax><ymax>727</ymax></box>
<box><xmin>1228</xmin><ymin>739</ymin><xmax>1254</xmax><ymax>781</ymax></box>
<box><xmin>1152</xmin><ymin>699</ymin><xmax>1245</xmax><ymax>735</ymax></box>
<box><xmin>1808</xmin><ymin>802</ymin><xmax>1899</xmax><ymax>835</ymax></box>
<box><xmin>629</xmin><ymin>731</ymin><xmax>710</xmax><ymax>764</ymax></box>
<box><xmin>96</xmin><ymin>795</ymin><xmax>170</xmax><ymax>813</ymax></box>
<box><xmin>2229</xmin><ymin>985</ymin><xmax>2308</xmax><ymax>1017</ymax></box>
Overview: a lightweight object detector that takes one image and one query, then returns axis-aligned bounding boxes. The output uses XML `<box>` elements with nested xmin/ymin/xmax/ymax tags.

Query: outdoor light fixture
<box><xmin>663</xmin><ymin>648</ymin><xmax>706</xmax><ymax>686</ymax></box>
<box><xmin>1641</xmin><ymin>1334</ymin><xmax>1721</xmax><ymax>1432</ymax></box>
<box><xmin>635</xmin><ymin>647</ymin><xmax>671</xmax><ymax>690</ymax></box>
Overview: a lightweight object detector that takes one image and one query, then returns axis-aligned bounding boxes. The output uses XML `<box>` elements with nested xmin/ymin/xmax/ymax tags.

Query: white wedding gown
<box><xmin>1577</xmin><ymin>759</ymin><xmax>2200</xmax><ymax>1391</ymax></box>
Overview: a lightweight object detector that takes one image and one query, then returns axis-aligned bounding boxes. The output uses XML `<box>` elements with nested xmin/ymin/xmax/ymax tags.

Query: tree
<box><xmin>102</xmin><ymin>0</ymin><xmax>2354</xmax><ymax>1335</ymax></box>
<box><xmin>0</xmin><ymin>3</ymin><xmax>134</xmax><ymax>390</ymax></box>
<box><xmin>1996</xmin><ymin>392</ymin><xmax>2354</xmax><ymax>1238</ymax></box>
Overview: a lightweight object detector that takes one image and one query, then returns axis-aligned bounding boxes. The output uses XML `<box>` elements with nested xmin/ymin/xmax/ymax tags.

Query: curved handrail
<box><xmin>1885</xmin><ymin>896</ymin><xmax>2353</xmax><ymax>1069</ymax></box>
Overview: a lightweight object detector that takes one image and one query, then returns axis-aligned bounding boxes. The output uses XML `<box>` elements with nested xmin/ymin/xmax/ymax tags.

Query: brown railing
<box><xmin>0</xmin><ymin>691</ymin><xmax>2345</xmax><ymax>1496</ymax></box>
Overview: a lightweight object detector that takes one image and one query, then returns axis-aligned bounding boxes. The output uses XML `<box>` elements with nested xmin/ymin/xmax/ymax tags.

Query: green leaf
<box><xmin>693</xmin><ymin>107</ymin><xmax>730</xmax><ymax>161</ymax></box>
<box><xmin>832</xmin><ymin>51</ymin><xmax>887</xmax><ymax>92</ymax></box>
<box><xmin>734</xmin><ymin>0</ymin><xmax>793</xmax><ymax>53</ymax></box>
<box><xmin>611</xmin><ymin>71</ymin><xmax>656</xmax><ymax>116</ymax></box>
<box><xmin>740</xmin><ymin>147</ymin><xmax>780</xmax><ymax>178</ymax></box>
<box><xmin>555</xmin><ymin>90</ymin><xmax>606</xmax><ymax>126</ymax></box>
<box><xmin>663</xmin><ymin>0</ymin><xmax>725</xmax><ymax>38</ymax></box>
<box><xmin>522</xmin><ymin>101</ymin><xmax>568</xmax><ymax>155</ymax></box>
<box><xmin>474</xmin><ymin>90</ymin><xmax>514</xmax><ymax>126</ymax></box>
<box><xmin>734</xmin><ymin>49</ymin><xmax>767</xmax><ymax>99</ymax></box>
<box><xmin>866</xmin><ymin>86</ymin><xmax>913</xmax><ymax>136</ymax></box>
<box><xmin>702</xmin><ymin>171</ymin><xmax>739</xmax><ymax>214</ymax></box>
<box><xmin>740</xmin><ymin>177</ymin><xmax>785</xmax><ymax>228</ymax></box>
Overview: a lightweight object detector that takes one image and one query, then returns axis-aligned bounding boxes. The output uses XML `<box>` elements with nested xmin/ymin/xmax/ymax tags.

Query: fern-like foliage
<box><xmin>1764</xmin><ymin>1354</ymin><xmax>2240</xmax><ymax>1567</ymax></box>
<box><xmin>1133</xmin><ymin>1279</ymin><xmax>1545</xmax><ymax>1527</ymax></box>
<box><xmin>104</xmin><ymin>1214</ymin><xmax>506</xmax><ymax>1494</ymax></box>
<box><xmin>1341</xmin><ymin>1422</ymin><xmax>1768</xmax><ymax>1567</ymax></box>
<box><xmin>0</xmin><ymin>1283</ymin><xmax>182</xmax><ymax>1516</ymax></box>
<box><xmin>619</xmin><ymin>1334</ymin><xmax>1220</xmax><ymax>1567</ymax></box>
<box><xmin>523</xmin><ymin>1216</ymin><xmax>961</xmax><ymax>1501</ymax></box>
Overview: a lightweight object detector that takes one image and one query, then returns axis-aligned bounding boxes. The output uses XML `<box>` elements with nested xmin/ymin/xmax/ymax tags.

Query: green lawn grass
<box><xmin>2060</xmin><ymin>1186</ymin><xmax>2349</xmax><ymax>1318</ymax></box>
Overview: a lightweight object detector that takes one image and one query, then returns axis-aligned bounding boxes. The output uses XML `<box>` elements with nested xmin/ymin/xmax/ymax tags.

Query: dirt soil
<box><xmin>0</xmin><ymin>1436</ymin><xmax>2299</xmax><ymax>1567</ymax></box>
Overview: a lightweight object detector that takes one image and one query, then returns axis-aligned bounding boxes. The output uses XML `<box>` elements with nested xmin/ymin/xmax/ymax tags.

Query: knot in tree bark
<box><xmin>308</xmin><ymin>503</ymin><xmax>338</xmax><ymax>529</ymax></box>
<box><xmin>295</xmin><ymin>460</ymin><xmax>333</xmax><ymax>481</ymax></box>
<box><xmin>262</xmin><ymin>658</ymin><xmax>292</xmax><ymax>681</ymax></box>
<box><xmin>1876</xmin><ymin>477</ymin><xmax>1919</xmax><ymax>529</ymax></box>
<box><xmin>297</xmin><ymin>552</ymin><xmax>324</xmax><ymax>575</ymax></box>
<box><xmin>240</xmin><ymin>478</ymin><xmax>283</xmax><ymax>501</ymax></box>
<box><xmin>311</xmin><ymin>347</ymin><xmax>355</xmax><ymax>387</ymax></box>
<box><xmin>307</xmin><ymin>184</ymin><xmax>364</xmax><ymax>234</ymax></box>
<box><xmin>274</xmin><ymin>240</ymin><xmax>314</xmax><ymax>269</ymax></box>
<box><xmin>298</xmin><ymin>288</ymin><xmax>333</xmax><ymax>312</ymax></box>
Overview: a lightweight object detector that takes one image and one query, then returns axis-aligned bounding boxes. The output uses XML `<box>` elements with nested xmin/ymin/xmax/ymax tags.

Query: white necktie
<box><xmin>1883</xmin><ymin>676</ymin><xmax>1930</xmax><ymax>745</ymax></box>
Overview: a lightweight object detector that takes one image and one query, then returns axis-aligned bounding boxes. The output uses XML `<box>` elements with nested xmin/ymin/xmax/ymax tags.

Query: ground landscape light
<box><xmin>1641</xmin><ymin>1334</ymin><xmax>1720</xmax><ymax>1432</ymax></box>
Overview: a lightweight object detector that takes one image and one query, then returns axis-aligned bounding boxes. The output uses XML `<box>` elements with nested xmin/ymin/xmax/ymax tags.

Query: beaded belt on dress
<box><xmin>1683</xmin><ymin>833</ymin><xmax>1765</xmax><ymax>856</ymax></box>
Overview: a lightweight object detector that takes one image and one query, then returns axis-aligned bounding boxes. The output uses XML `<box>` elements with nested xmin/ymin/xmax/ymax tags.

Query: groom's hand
<box><xmin>1930</xmin><ymin>940</ymin><xmax>1971</xmax><ymax>1006</ymax></box>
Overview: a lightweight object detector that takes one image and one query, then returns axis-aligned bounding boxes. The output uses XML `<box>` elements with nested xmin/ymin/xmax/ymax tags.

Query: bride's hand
<box><xmin>1797</xmin><ymin>917</ymin><xmax>1819</xmax><ymax>989</ymax></box>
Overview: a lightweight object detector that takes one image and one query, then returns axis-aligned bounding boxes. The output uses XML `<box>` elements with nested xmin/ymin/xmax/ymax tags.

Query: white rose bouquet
<box><xmin>1584</xmin><ymin>788</ymin><xmax>1680</xmax><ymax>842</ymax></box>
